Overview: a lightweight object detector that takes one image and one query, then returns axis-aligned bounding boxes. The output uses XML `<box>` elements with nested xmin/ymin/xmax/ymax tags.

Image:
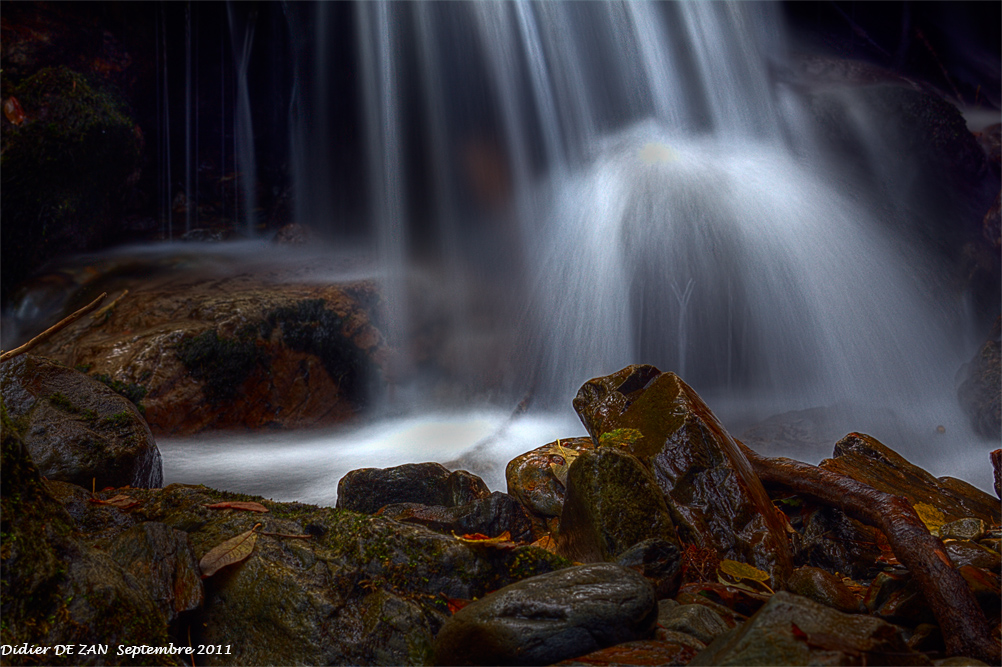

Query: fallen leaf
<box><xmin>199</xmin><ymin>525</ymin><xmax>260</xmax><ymax>578</ymax></box>
<box><xmin>205</xmin><ymin>501</ymin><xmax>269</xmax><ymax>513</ymax></box>
<box><xmin>529</xmin><ymin>535</ymin><xmax>557</xmax><ymax>553</ymax></box>
<box><xmin>89</xmin><ymin>494</ymin><xmax>139</xmax><ymax>509</ymax></box>
<box><xmin>453</xmin><ymin>531</ymin><xmax>518</xmax><ymax>550</ymax></box>
<box><xmin>719</xmin><ymin>559</ymin><xmax>771</xmax><ymax>583</ymax></box>
<box><xmin>3</xmin><ymin>97</ymin><xmax>25</xmax><ymax>125</ymax></box>
<box><xmin>444</xmin><ymin>596</ymin><xmax>472</xmax><ymax>614</ymax></box>
<box><xmin>913</xmin><ymin>502</ymin><xmax>946</xmax><ymax>534</ymax></box>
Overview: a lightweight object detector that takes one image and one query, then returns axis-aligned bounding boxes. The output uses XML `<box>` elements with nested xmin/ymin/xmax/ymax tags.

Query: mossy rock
<box><xmin>1</xmin><ymin>398</ymin><xmax>173</xmax><ymax>666</ymax></box>
<box><xmin>0</xmin><ymin>65</ymin><xmax>140</xmax><ymax>300</ymax></box>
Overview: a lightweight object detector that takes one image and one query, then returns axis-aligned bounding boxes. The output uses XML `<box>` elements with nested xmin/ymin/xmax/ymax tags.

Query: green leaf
<box><xmin>719</xmin><ymin>558</ymin><xmax>771</xmax><ymax>583</ymax></box>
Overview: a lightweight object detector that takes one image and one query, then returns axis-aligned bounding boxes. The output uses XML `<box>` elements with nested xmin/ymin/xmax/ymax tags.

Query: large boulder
<box><xmin>25</xmin><ymin>260</ymin><xmax>393</xmax><ymax>435</ymax></box>
<box><xmin>573</xmin><ymin>365</ymin><xmax>793</xmax><ymax>586</ymax></box>
<box><xmin>337</xmin><ymin>462</ymin><xmax>490</xmax><ymax>514</ymax></box>
<box><xmin>1</xmin><ymin>353</ymin><xmax>162</xmax><ymax>489</ymax></box>
<box><xmin>690</xmin><ymin>591</ymin><xmax>931</xmax><ymax>666</ymax></box>
<box><xmin>819</xmin><ymin>432</ymin><xmax>1000</xmax><ymax>525</ymax></box>
<box><xmin>378</xmin><ymin>491</ymin><xmax>533</xmax><ymax>543</ymax></box>
<box><xmin>0</xmin><ymin>398</ymin><xmax>171</xmax><ymax>665</ymax></box>
<box><xmin>433</xmin><ymin>563</ymin><xmax>658</xmax><ymax>666</ymax></box>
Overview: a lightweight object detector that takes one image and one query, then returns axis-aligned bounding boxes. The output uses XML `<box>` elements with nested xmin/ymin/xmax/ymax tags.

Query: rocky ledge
<box><xmin>1</xmin><ymin>360</ymin><xmax>1000</xmax><ymax>666</ymax></box>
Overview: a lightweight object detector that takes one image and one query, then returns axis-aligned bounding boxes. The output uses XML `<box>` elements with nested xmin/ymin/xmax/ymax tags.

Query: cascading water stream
<box><xmin>121</xmin><ymin>2</ymin><xmax>1002</xmax><ymax>498</ymax></box>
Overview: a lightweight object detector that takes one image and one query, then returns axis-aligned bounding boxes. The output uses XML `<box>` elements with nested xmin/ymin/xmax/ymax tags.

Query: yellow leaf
<box><xmin>913</xmin><ymin>502</ymin><xmax>946</xmax><ymax>533</ymax></box>
<box><xmin>452</xmin><ymin>531</ymin><xmax>518</xmax><ymax>550</ymax></box>
<box><xmin>719</xmin><ymin>558</ymin><xmax>771</xmax><ymax>583</ymax></box>
<box><xmin>199</xmin><ymin>524</ymin><xmax>260</xmax><ymax>578</ymax></box>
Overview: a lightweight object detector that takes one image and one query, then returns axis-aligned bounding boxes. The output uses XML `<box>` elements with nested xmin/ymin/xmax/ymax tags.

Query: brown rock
<box><xmin>573</xmin><ymin>365</ymin><xmax>793</xmax><ymax>586</ymax></box>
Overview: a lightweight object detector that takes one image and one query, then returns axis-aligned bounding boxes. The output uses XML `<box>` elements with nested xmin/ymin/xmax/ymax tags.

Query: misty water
<box><xmin>11</xmin><ymin>2</ymin><xmax>999</xmax><ymax>499</ymax></box>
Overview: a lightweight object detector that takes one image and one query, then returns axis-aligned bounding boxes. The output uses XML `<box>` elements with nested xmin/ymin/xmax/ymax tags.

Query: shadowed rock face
<box><xmin>573</xmin><ymin>365</ymin><xmax>793</xmax><ymax>587</ymax></box>
<box><xmin>433</xmin><ymin>562</ymin><xmax>658</xmax><ymax>666</ymax></box>
<box><xmin>1</xmin><ymin>353</ymin><xmax>162</xmax><ymax>489</ymax></box>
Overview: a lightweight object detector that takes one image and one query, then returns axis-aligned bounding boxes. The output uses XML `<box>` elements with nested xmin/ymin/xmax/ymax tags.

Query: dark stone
<box><xmin>615</xmin><ymin>539</ymin><xmax>683</xmax><ymax>600</ymax></box>
<box><xmin>820</xmin><ymin>433</ymin><xmax>1000</xmax><ymax>524</ymax></box>
<box><xmin>572</xmin><ymin>365</ymin><xmax>793</xmax><ymax>586</ymax></box>
<box><xmin>676</xmin><ymin>582</ymin><xmax>770</xmax><ymax>619</ymax></box>
<box><xmin>786</xmin><ymin>565</ymin><xmax>862</xmax><ymax>614</ymax></box>
<box><xmin>1</xmin><ymin>354</ymin><xmax>162</xmax><ymax>489</ymax></box>
<box><xmin>658</xmin><ymin>604</ymin><xmax>731</xmax><ymax>645</ymax></box>
<box><xmin>945</xmin><ymin>540</ymin><xmax>1001</xmax><ymax>571</ymax></box>
<box><xmin>378</xmin><ymin>491</ymin><xmax>533</xmax><ymax>543</ymax></box>
<box><xmin>957</xmin><ymin>316</ymin><xmax>1001</xmax><ymax>439</ymax></box>
<box><xmin>795</xmin><ymin>504</ymin><xmax>882</xmax><ymax>580</ymax></box>
<box><xmin>0</xmin><ymin>396</ymin><xmax>170</xmax><ymax>656</ymax></box>
<box><xmin>863</xmin><ymin>571</ymin><xmax>936</xmax><ymax>626</ymax></box>
<box><xmin>690</xmin><ymin>591</ymin><xmax>931</xmax><ymax>666</ymax></box>
<box><xmin>336</xmin><ymin>462</ymin><xmax>490</xmax><ymax>514</ymax></box>
<box><xmin>506</xmin><ymin>437</ymin><xmax>594</xmax><ymax>518</ymax></box>
<box><xmin>108</xmin><ymin>521</ymin><xmax>203</xmax><ymax>624</ymax></box>
<box><xmin>993</xmin><ymin>449</ymin><xmax>1001</xmax><ymax>500</ymax></box>
<box><xmin>433</xmin><ymin>563</ymin><xmax>658</xmax><ymax>666</ymax></box>
<box><xmin>556</xmin><ymin>447</ymin><xmax>680</xmax><ymax>565</ymax></box>
<box><xmin>940</xmin><ymin>518</ymin><xmax>986</xmax><ymax>542</ymax></box>
<box><xmin>957</xmin><ymin>565</ymin><xmax>1001</xmax><ymax>617</ymax></box>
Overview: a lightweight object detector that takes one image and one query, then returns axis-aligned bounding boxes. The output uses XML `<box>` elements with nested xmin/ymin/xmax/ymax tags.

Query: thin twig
<box><xmin>91</xmin><ymin>289</ymin><xmax>129</xmax><ymax>320</ymax></box>
<box><xmin>0</xmin><ymin>293</ymin><xmax>107</xmax><ymax>362</ymax></box>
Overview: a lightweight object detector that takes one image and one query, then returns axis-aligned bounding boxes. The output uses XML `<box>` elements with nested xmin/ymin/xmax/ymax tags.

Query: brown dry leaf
<box><xmin>453</xmin><ymin>531</ymin><xmax>518</xmax><ymax>550</ymax></box>
<box><xmin>89</xmin><ymin>494</ymin><xmax>139</xmax><ymax>509</ymax></box>
<box><xmin>529</xmin><ymin>535</ymin><xmax>557</xmax><ymax>553</ymax></box>
<box><xmin>205</xmin><ymin>501</ymin><xmax>269</xmax><ymax>513</ymax></box>
<box><xmin>913</xmin><ymin>502</ymin><xmax>946</xmax><ymax>534</ymax></box>
<box><xmin>199</xmin><ymin>525</ymin><xmax>260</xmax><ymax>578</ymax></box>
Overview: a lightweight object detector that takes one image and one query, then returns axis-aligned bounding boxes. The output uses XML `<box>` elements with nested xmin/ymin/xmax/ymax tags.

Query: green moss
<box><xmin>47</xmin><ymin>392</ymin><xmax>97</xmax><ymax>422</ymax></box>
<box><xmin>0</xmin><ymin>66</ymin><xmax>141</xmax><ymax>301</ymax></box>
<box><xmin>175</xmin><ymin>327</ymin><xmax>264</xmax><ymax>403</ymax></box>
<box><xmin>90</xmin><ymin>373</ymin><xmax>147</xmax><ymax>415</ymax></box>
<box><xmin>266</xmin><ymin>299</ymin><xmax>373</xmax><ymax>405</ymax></box>
<box><xmin>99</xmin><ymin>411</ymin><xmax>134</xmax><ymax>429</ymax></box>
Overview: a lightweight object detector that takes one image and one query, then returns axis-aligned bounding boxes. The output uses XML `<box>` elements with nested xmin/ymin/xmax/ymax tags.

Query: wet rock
<box><xmin>993</xmin><ymin>449</ymin><xmax>1001</xmax><ymax>500</ymax></box>
<box><xmin>1</xmin><ymin>354</ymin><xmax>162</xmax><ymax>489</ymax></box>
<box><xmin>505</xmin><ymin>437</ymin><xmax>594</xmax><ymax>518</ymax></box>
<box><xmin>433</xmin><ymin>562</ymin><xmax>658</xmax><ymax>666</ymax></box>
<box><xmin>795</xmin><ymin>503</ymin><xmax>882</xmax><ymax>579</ymax></box>
<box><xmin>940</xmin><ymin>518</ymin><xmax>986</xmax><ymax>542</ymax></box>
<box><xmin>555</xmin><ymin>639</ymin><xmax>701</xmax><ymax>666</ymax></box>
<box><xmin>572</xmin><ymin>365</ymin><xmax>793</xmax><ymax>585</ymax></box>
<box><xmin>0</xmin><ymin>397</ymin><xmax>170</xmax><ymax>660</ymax></box>
<box><xmin>378</xmin><ymin>491</ymin><xmax>533</xmax><ymax>543</ymax></box>
<box><xmin>107</xmin><ymin>521</ymin><xmax>203</xmax><ymax>624</ymax></box>
<box><xmin>676</xmin><ymin>582</ymin><xmax>770</xmax><ymax>619</ymax></box>
<box><xmin>690</xmin><ymin>591</ymin><xmax>931</xmax><ymax>666</ymax></box>
<box><xmin>945</xmin><ymin>540</ymin><xmax>1002</xmax><ymax>571</ymax></box>
<box><xmin>39</xmin><ymin>481</ymin><xmax>570</xmax><ymax>665</ymax></box>
<box><xmin>614</xmin><ymin>539</ymin><xmax>683</xmax><ymax>600</ymax></box>
<box><xmin>907</xmin><ymin>623</ymin><xmax>945</xmax><ymax>653</ymax></box>
<box><xmin>27</xmin><ymin>264</ymin><xmax>390</xmax><ymax>436</ymax></box>
<box><xmin>957</xmin><ymin>316</ymin><xmax>1001</xmax><ymax>439</ymax></box>
<box><xmin>337</xmin><ymin>462</ymin><xmax>490</xmax><ymax>514</ymax></box>
<box><xmin>658</xmin><ymin>603</ymin><xmax>731</xmax><ymax>645</ymax></box>
<box><xmin>957</xmin><ymin>565</ymin><xmax>1001</xmax><ymax>617</ymax></box>
<box><xmin>787</xmin><ymin>565</ymin><xmax>862</xmax><ymax>613</ymax></box>
<box><xmin>272</xmin><ymin>223</ymin><xmax>316</xmax><ymax>245</ymax></box>
<box><xmin>864</xmin><ymin>570</ymin><xmax>936</xmax><ymax>626</ymax></box>
<box><xmin>556</xmin><ymin>447</ymin><xmax>680</xmax><ymax>565</ymax></box>
<box><xmin>820</xmin><ymin>433</ymin><xmax>1000</xmax><ymax>524</ymax></box>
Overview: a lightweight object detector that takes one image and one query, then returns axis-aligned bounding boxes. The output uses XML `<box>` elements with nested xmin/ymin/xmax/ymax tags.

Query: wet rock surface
<box><xmin>1</xmin><ymin>353</ymin><xmax>162</xmax><ymax>489</ymax></box>
<box><xmin>690</xmin><ymin>591</ymin><xmax>932</xmax><ymax>666</ymax></box>
<box><xmin>24</xmin><ymin>260</ymin><xmax>391</xmax><ymax>436</ymax></box>
<box><xmin>957</xmin><ymin>316</ymin><xmax>1001</xmax><ymax>439</ymax></box>
<box><xmin>505</xmin><ymin>436</ymin><xmax>595</xmax><ymax>518</ymax></box>
<box><xmin>378</xmin><ymin>491</ymin><xmax>533</xmax><ymax>543</ymax></box>
<box><xmin>337</xmin><ymin>462</ymin><xmax>491</xmax><ymax>514</ymax></box>
<box><xmin>432</xmin><ymin>563</ymin><xmax>658</xmax><ymax>666</ymax></box>
<box><xmin>819</xmin><ymin>433</ymin><xmax>1000</xmax><ymax>524</ymax></box>
<box><xmin>786</xmin><ymin>565</ymin><xmax>862</xmax><ymax>614</ymax></box>
<box><xmin>573</xmin><ymin>365</ymin><xmax>793</xmax><ymax>585</ymax></box>
<box><xmin>556</xmin><ymin>447</ymin><xmax>680</xmax><ymax>565</ymax></box>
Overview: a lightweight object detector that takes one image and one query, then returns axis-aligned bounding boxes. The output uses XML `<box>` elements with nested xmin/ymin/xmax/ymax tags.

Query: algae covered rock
<box><xmin>556</xmin><ymin>447</ymin><xmax>680</xmax><ymax>565</ymax></box>
<box><xmin>1</xmin><ymin>353</ymin><xmax>162</xmax><ymax>489</ymax></box>
<box><xmin>573</xmin><ymin>365</ymin><xmax>793</xmax><ymax>586</ymax></box>
<box><xmin>0</xmin><ymin>398</ymin><xmax>171</xmax><ymax>665</ymax></box>
<box><xmin>433</xmin><ymin>562</ymin><xmax>658</xmax><ymax>666</ymax></box>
